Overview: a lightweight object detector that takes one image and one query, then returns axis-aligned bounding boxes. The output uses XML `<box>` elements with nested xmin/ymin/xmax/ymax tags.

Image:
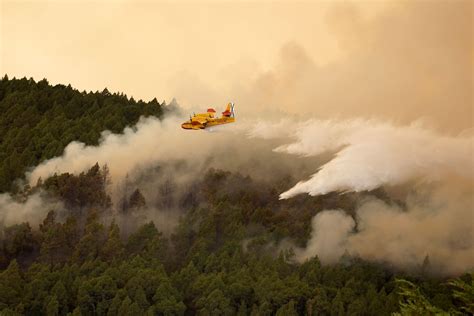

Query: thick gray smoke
<box><xmin>27</xmin><ymin>115</ymin><xmax>207</xmax><ymax>185</ymax></box>
<box><xmin>249</xmin><ymin>119</ymin><xmax>473</xmax><ymax>198</ymax></box>
<box><xmin>17</xmin><ymin>114</ymin><xmax>318</xmax><ymax>234</ymax></box>
<box><xmin>27</xmin><ymin>115</ymin><xmax>313</xmax><ymax>191</ymax></box>
<box><xmin>251</xmin><ymin>119</ymin><xmax>473</xmax><ymax>275</ymax></box>
<box><xmin>153</xmin><ymin>1</ymin><xmax>472</xmax><ymax>135</ymax></box>
<box><xmin>295</xmin><ymin>181</ymin><xmax>473</xmax><ymax>276</ymax></box>
<box><xmin>1</xmin><ymin>113</ymin><xmax>472</xmax><ymax>275</ymax></box>
<box><xmin>296</xmin><ymin>210</ymin><xmax>355</xmax><ymax>265</ymax></box>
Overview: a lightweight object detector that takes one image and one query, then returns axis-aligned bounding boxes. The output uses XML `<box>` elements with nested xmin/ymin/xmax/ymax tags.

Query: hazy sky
<box><xmin>1</xmin><ymin>0</ymin><xmax>473</xmax><ymax>130</ymax></box>
<box><xmin>0</xmin><ymin>1</ymin><xmax>345</xmax><ymax>95</ymax></box>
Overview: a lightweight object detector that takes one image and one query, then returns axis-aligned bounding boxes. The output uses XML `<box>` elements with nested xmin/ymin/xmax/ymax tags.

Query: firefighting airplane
<box><xmin>181</xmin><ymin>102</ymin><xmax>235</xmax><ymax>130</ymax></box>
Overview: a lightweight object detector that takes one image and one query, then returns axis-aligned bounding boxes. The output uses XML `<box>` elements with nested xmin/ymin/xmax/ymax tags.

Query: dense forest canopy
<box><xmin>2</xmin><ymin>164</ymin><xmax>473</xmax><ymax>315</ymax></box>
<box><xmin>0</xmin><ymin>78</ymin><xmax>472</xmax><ymax>315</ymax></box>
<box><xmin>0</xmin><ymin>75</ymin><xmax>170</xmax><ymax>193</ymax></box>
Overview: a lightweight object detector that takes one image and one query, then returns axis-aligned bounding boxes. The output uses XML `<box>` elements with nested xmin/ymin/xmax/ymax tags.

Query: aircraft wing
<box><xmin>193</xmin><ymin>117</ymin><xmax>208</xmax><ymax>124</ymax></box>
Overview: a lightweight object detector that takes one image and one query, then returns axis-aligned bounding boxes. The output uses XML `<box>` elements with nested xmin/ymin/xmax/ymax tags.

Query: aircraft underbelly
<box><xmin>181</xmin><ymin>122</ymin><xmax>204</xmax><ymax>129</ymax></box>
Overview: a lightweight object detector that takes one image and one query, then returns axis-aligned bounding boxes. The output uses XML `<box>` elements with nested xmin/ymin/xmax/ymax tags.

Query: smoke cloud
<box><xmin>260</xmin><ymin>119</ymin><xmax>473</xmax><ymax>199</ymax></box>
<box><xmin>27</xmin><ymin>115</ymin><xmax>317</xmax><ymax>192</ymax></box>
<box><xmin>296</xmin><ymin>210</ymin><xmax>355</xmax><ymax>265</ymax></box>
<box><xmin>3</xmin><ymin>1</ymin><xmax>472</xmax><ymax>131</ymax></box>
<box><xmin>0</xmin><ymin>193</ymin><xmax>63</xmax><ymax>229</ymax></box>
<box><xmin>250</xmin><ymin>119</ymin><xmax>474</xmax><ymax>275</ymax></box>
<box><xmin>348</xmin><ymin>186</ymin><xmax>473</xmax><ymax>275</ymax></box>
<box><xmin>19</xmin><ymin>114</ymin><xmax>319</xmax><ymax>234</ymax></box>
<box><xmin>2</xmin><ymin>113</ymin><xmax>472</xmax><ymax>276</ymax></box>
<box><xmin>207</xmin><ymin>1</ymin><xmax>473</xmax><ymax>132</ymax></box>
<box><xmin>297</xmin><ymin>182</ymin><xmax>473</xmax><ymax>276</ymax></box>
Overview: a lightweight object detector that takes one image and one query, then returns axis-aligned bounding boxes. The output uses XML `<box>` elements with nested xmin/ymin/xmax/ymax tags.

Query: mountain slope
<box><xmin>0</xmin><ymin>75</ymin><xmax>169</xmax><ymax>192</ymax></box>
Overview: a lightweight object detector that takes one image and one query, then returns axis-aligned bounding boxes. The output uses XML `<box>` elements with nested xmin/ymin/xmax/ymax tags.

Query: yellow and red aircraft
<box><xmin>181</xmin><ymin>102</ymin><xmax>235</xmax><ymax>130</ymax></box>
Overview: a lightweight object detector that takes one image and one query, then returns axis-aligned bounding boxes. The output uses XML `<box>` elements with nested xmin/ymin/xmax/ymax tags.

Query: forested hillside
<box><xmin>0</xmin><ymin>76</ymin><xmax>169</xmax><ymax>193</ymax></box>
<box><xmin>0</xmin><ymin>78</ymin><xmax>472</xmax><ymax>315</ymax></box>
<box><xmin>1</xmin><ymin>164</ymin><xmax>472</xmax><ymax>315</ymax></box>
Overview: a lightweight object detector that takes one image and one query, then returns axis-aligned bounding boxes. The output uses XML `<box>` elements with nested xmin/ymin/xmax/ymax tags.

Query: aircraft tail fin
<box><xmin>222</xmin><ymin>102</ymin><xmax>235</xmax><ymax>117</ymax></box>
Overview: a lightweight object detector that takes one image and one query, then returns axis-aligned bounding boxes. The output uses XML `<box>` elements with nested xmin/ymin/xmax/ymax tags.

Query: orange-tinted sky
<box><xmin>1</xmin><ymin>0</ymin><xmax>472</xmax><ymax>131</ymax></box>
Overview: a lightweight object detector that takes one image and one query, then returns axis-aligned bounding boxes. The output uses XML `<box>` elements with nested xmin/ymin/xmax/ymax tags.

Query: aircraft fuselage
<box><xmin>181</xmin><ymin>117</ymin><xmax>235</xmax><ymax>130</ymax></box>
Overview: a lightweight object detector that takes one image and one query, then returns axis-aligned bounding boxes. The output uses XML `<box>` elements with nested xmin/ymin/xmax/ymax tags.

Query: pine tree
<box><xmin>101</xmin><ymin>221</ymin><xmax>124</xmax><ymax>262</ymax></box>
<box><xmin>129</xmin><ymin>188</ymin><xmax>146</xmax><ymax>210</ymax></box>
<box><xmin>73</xmin><ymin>210</ymin><xmax>106</xmax><ymax>262</ymax></box>
<box><xmin>45</xmin><ymin>296</ymin><xmax>59</xmax><ymax>316</ymax></box>
<box><xmin>276</xmin><ymin>300</ymin><xmax>298</xmax><ymax>316</ymax></box>
<box><xmin>0</xmin><ymin>260</ymin><xmax>25</xmax><ymax>309</ymax></box>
